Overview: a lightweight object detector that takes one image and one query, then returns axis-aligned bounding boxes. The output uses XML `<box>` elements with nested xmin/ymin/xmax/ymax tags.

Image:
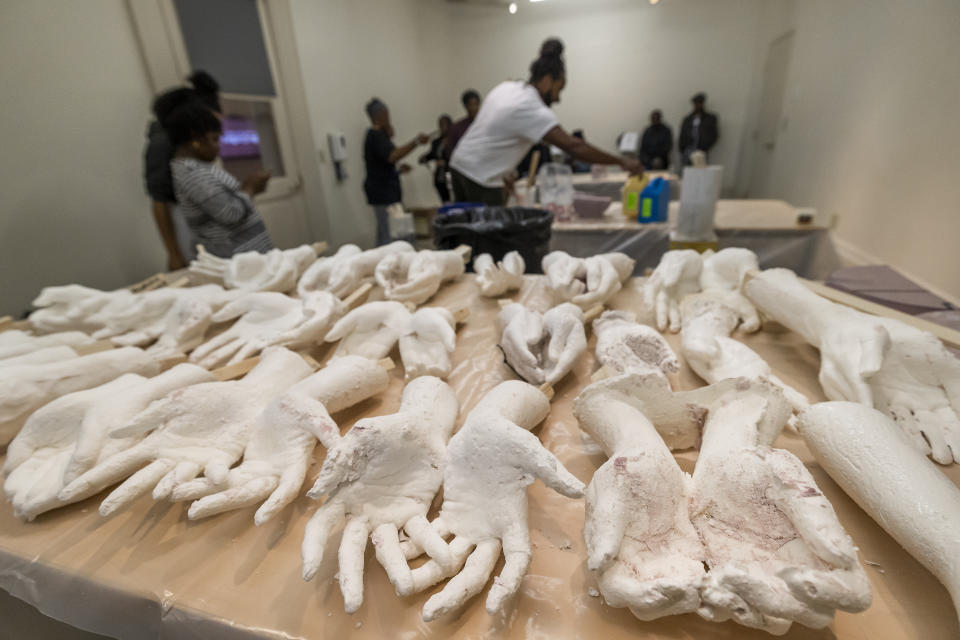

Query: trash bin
<box><xmin>432</xmin><ymin>206</ymin><xmax>554</xmax><ymax>273</ymax></box>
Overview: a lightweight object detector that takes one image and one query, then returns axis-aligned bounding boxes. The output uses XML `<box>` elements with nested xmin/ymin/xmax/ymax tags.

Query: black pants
<box><xmin>451</xmin><ymin>168</ymin><xmax>505</xmax><ymax>206</ymax></box>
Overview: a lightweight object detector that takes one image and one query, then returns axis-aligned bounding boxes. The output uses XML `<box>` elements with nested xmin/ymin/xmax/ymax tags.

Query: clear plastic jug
<box><xmin>536</xmin><ymin>162</ymin><xmax>575</xmax><ymax>222</ymax></box>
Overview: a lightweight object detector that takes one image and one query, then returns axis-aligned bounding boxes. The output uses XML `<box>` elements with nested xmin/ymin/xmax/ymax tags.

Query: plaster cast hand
<box><xmin>0</xmin><ymin>346</ymin><xmax>79</xmax><ymax>368</ymax></box>
<box><xmin>593</xmin><ymin>310</ymin><xmax>680</xmax><ymax>379</ymax></box>
<box><xmin>643</xmin><ymin>249</ymin><xmax>704</xmax><ymax>332</ymax></box>
<box><xmin>190</xmin><ymin>291</ymin><xmax>344</xmax><ymax>368</ymax></box>
<box><xmin>0</xmin><ymin>347</ymin><xmax>161</xmax><ymax>442</ymax></box>
<box><xmin>143</xmin><ymin>297</ymin><xmax>216</xmax><ymax>358</ymax></box>
<box><xmin>398</xmin><ymin>307</ymin><xmax>456</xmax><ymax>379</ymax></box>
<box><xmin>300</xmin><ymin>377</ymin><xmax>459</xmax><ymax>613</ymax></box>
<box><xmin>474</xmin><ymin>251</ymin><xmax>525</xmax><ymax>297</ymax></box>
<box><xmin>692</xmin><ymin>389</ymin><xmax>871</xmax><ymax>634</ymax></box>
<box><xmin>299</xmin><ymin>241</ymin><xmax>415</xmax><ymax>299</ymax></box>
<box><xmin>0</xmin><ymin>330</ymin><xmax>94</xmax><ymax>361</ymax></box>
<box><xmin>799</xmin><ymin>402</ymin><xmax>960</xmax><ymax>628</ymax></box>
<box><xmin>191</xmin><ymin>245</ymin><xmax>318</xmax><ymax>292</ymax></box>
<box><xmin>171</xmin><ymin>356</ymin><xmax>389</xmax><ymax>524</ymax></box>
<box><xmin>570</xmin><ymin>253</ymin><xmax>636</xmax><ymax>309</ymax></box>
<box><xmin>680</xmin><ymin>291</ymin><xmax>806</xmax><ymax>411</ymax></box>
<box><xmin>28</xmin><ymin>285</ymin><xmax>119</xmax><ymax>333</ymax></box>
<box><xmin>57</xmin><ymin>348</ymin><xmax>312</xmax><ymax>515</ymax></box>
<box><xmin>375</xmin><ymin>249</ymin><xmax>466</xmax><ymax>305</ymax></box>
<box><xmin>406</xmin><ymin>382</ymin><xmax>584</xmax><ymax>620</ymax></box>
<box><xmin>747</xmin><ymin>268</ymin><xmax>960</xmax><ymax>463</ymax></box>
<box><xmin>296</xmin><ymin>244</ymin><xmax>363</xmax><ymax>298</ymax></box>
<box><xmin>542</xmin><ymin>251</ymin><xmax>587</xmax><ymax>300</ymax></box>
<box><xmin>499</xmin><ymin>302</ymin><xmax>586</xmax><ymax>386</ymax></box>
<box><xmin>3</xmin><ymin>364</ymin><xmax>213</xmax><ymax>520</ymax></box>
<box><xmin>324</xmin><ymin>301</ymin><xmax>411</xmax><ymax>360</ymax></box>
<box><xmin>699</xmin><ymin>248</ymin><xmax>759</xmax><ymax>293</ymax></box>
<box><xmin>574</xmin><ymin>373</ymin><xmax>706</xmax><ymax>621</ymax></box>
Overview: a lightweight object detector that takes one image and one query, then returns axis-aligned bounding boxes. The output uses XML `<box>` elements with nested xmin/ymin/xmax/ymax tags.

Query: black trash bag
<box><xmin>432</xmin><ymin>207</ymin><xmax>553</xmax><ymax>274</ymax></box>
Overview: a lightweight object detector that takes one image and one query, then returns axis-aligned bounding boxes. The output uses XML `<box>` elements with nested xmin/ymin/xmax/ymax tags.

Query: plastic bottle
<box><xmin>621</xmin><ymin>173</ymin><xmax>650</xmax><ymax>220</ymax></box>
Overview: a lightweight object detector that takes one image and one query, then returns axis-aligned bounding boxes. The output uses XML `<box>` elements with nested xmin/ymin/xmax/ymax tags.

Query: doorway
<box><xmin>749</xmin><ymin>30</ymin><xmax>794</xmax><ymax>197</ymax></box>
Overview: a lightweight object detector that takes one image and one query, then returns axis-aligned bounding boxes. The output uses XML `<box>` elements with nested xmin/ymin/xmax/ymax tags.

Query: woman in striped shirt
<box><xmin>155</xmin><ymin>89</ymin><xmax>272</xmax><ymax>258</ymax></box>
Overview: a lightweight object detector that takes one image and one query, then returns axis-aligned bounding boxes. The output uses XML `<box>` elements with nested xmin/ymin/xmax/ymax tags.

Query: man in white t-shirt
<box><xmin>450</xmin><ymin>38</ymin><xmax>642</xmax><ymax>205</ymax></box>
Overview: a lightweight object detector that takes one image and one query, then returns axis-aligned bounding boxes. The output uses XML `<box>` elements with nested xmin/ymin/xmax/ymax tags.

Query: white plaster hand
<box><xmin>499</xmin><ymin>302</ymin><xmax>586</xmax><ymax>386</ymax></box>
<box><xmin>692</xmin><ymin>386</ymin><xmax>871</xmax><ymax>634</ymax></box>
<box><xmin>28</xmin><ymin>285</ymin><xmax>119</xmax><ymax>333</ymax></box>
<box><xmin>171</xmin><ymin>356</ymin><xmax>390</xmax><ymax>524</ymax></box>
<box><xmin>474</xmin><ymin>251</ymin><xmax>525</xmax><ymax>297</ymax></box>
<box><xmin>191</xmin><ymin>245</ymin><xmax>318</xmax><ymax>292</ymax></box>
<box><xmin>190</xmin><ymin>291</ymin><xmax>344</xmax><ymax>368</ymax></box>
<box><xmin>57</xmin><ymin>348</ymin><xmax>312</xmax><ymax>516</ymax></box>
<box><xmin>301</xmin><ymin>241</ymin><xmax>415</xmax><ymax>300</ymax></box>
<box><xmin>0</xmin><ymin>330</ymin><xmax>94</xmax><ymax>361</ymax></box>
<box><xmin>296</xmin><ymin>244</ymin><xmax>362</xmax><ymax>298</ymax></box>
<box><xmin>398</xmin><ymin>307</ymin><xmax>457</xmax><ymax>379</ymax></box>
<box><xmin>593</xmin><ymin>310</ymin><xmax>680</xmax><ymax>379</ymax></box>
<box><xmin>643</xmin><ymin>249</ymin><xmax>704</xmax><ymax>332</ymax></box>
<box><xmin>569</xmin><ymin>253</ymin><xmax>636</xmax><ymax>309</ymax></box>
<box><xmin>300</xmin><ymin>377</ymin><xmax>459</xmax><ymax>613</ymax></box>
<box><xmin>747</xmin><ymin>268</ymin><xmax>960</xmax><ymax>464</ymax></box>
<box><xmin>406</xmin><ymin>381</ymin><xmax>584</xmax><ymax>620</ymax></box>
<box><xmin>542</xmin><ymin>251</ymin><xmax>587</xmax><ymax>300</ymax></box>
<box><xmin>3</xmin><ymin>364</ymin><xmax>213</xmax><ymax>520</ymax></box>
<box><xmin>324</xmin><ymin>301</ymin><xmax>411</xmax><ymax>360</ymax></box>
<box><xmin>574</xmin><ymin>373</ymin><xmax>707</xmax><ymax>621</ymax></box>
<box><xmin>375</xmin><ymin>249</ymin><xmax>466</xmax><ymax>305</ymax></box>
<box><xmin>0</xmin><ymin>347</ymin><xmax>161</xmax><ymax>443</ymax></box>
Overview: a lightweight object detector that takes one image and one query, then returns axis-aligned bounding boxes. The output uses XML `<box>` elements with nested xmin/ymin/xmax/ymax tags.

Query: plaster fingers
<box><xmin>301</xmin><ymin>499</ymin><xmax>347</xmax><ymax>581</ymax></box>
<box><xmin>421</xmin><ymin>539</ymin><xmax>501</xmax><ymax>622</ymax></box>
<box><xmin>485</xmin><ymin>525</ymin><xmax>532</xmax><ymax>615</ymax></box>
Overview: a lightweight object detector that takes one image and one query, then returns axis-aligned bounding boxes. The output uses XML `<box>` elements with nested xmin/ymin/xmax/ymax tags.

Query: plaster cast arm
<box><xmin>300</xmin><ymin>377</ymin><xmax>459</xmax><ymax>613</ymax></box>
<box><xmin>691</xmin><ymin>388</ymin><xmax>871</xmax><ymax>634</ymax></box>
<box><xmin>170</xmin><ymin>356</ymin><xmax>390</xmax><ymax>523</ymax></box>
<box><xmin>592</xmin><ymin>310</ymin><xmax>679</xmax><ymax>378</ymax></box>
<box><xmin>799</xmin><ymin>402</ymin><xmax>960</xmax><ymax>628</ymax></box>
<box><xmin>190</xmin><ymin>291</ymin><xmax>344</xmax><ymax>368</ymax></box>
<box><xmin>57</xmin><ymin>348</ymin><xmax>312</xmax><ymax>515</ymax></box>
<box><xmin>191</xmin><ymin>245</ymin><xmax>319</xmax><ymax>292</ymax></box>
<box><xmin>3</xmin><ymin>364</ymin><xmax>213</xmax><ymax>520</ymax></box>
<box><xmin>323</xmin><ymin>301</ymin><xmax>411</xmax><ymax>360</ymax></box>
<box><xmin>405</xmin><ymin>381</ymin><xmax>585</xmax><ymax>620</ymax></box>
<box><xmin>643</xmin><ymin>249</ymin><xmax>703</xmax><ymax>332</ymax></box>
<box><xmin>375</xmin><ymin>249</ymin><xmax>467</xmax><ymax>305</ymax></box>
<box><xmin>499</xmin><ymin>302</ymin><xmax>586</xmax><ymax>386</ymax></box>
<box><xmin>474</xmin><ymin>251</ymin><xmax>525</xmax><ymax>297</ymax></box>
<box><xmin>0</xmin><ymin>330</ymin><xmax>94</xmax><ymax>360</ymax></box>
<box><xmin>574</xmin><ymin>374</ymin><xmax>707</xmax><ymax>620</ymax></box>
<box><xmin>0</xmin><ymin>347</ymin><xmax>161</xmax><ymax>442</ymax></box>
<box><xmin>747</xmin><ymin>268</ymin><xmax>960</xmax><ymax>464</ymax></box>
<box><xmin>398</xmin><ymin>307</ymin><xmax>457</xmax><ymax>379</ymax></box>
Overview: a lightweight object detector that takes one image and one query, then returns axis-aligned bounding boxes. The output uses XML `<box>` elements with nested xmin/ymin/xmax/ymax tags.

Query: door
<box><xmin>127</xmin><ymin>0</ymin><xmax>326</xmax><ymax>249</ymax></box>
<box><xmin>749</xmin><ymin>31</ymin><xmax>794</xmax><ymax>197</ymax></box>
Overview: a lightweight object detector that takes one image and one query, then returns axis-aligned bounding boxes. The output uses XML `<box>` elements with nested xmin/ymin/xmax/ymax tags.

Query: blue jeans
<box><xmin>373</xmin><ymin>205</ymin><xmax>391</xmax><ymax>246</ymax></box>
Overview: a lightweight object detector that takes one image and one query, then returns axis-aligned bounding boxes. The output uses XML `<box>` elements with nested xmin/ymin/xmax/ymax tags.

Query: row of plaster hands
<box><xmin>190</xmin><ymin>244</ymin><xmax>318</xmax><ymax>293</ymax></box>
<box><xmin>297</xmin><ymin>241</ymin><xmax>414</xmax><ymax>299</ymax></box>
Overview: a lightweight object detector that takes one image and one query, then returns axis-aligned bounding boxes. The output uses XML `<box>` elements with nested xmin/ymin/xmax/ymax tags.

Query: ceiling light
<box><xmin>530</xmin><ymin>0</ymin><xmax>547</xmax><ymax>3</ymax></box>
<box><xmin>509</xmin><ymin>2</ymin><xmax>517</xmax><ymax>13</ymax></box>
<box><xmin>650</xmin><ymin>0</ymin><xmax>661</xmax><ymax>4</ymax></box>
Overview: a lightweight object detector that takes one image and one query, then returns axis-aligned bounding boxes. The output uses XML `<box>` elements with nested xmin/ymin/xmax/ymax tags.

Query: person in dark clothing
<box><xmin>640</xmin><ymin>109</ymin><xmax>673</xmax><ymax>170</ymax></box>
<box><xmin>363</xmin><ymin>98</ymin><xmax>429</xmax><ymax>246</ymax></box>
<box><xmin>143</xmin><ymin>70</ymin><xmax>220</xmax><ymax>269</ymax></box>
<box><xmin>443</xmin><ymin>89</ymin><xmax>481</xmax><ymax>161</ymax></box>
<box><xmin>518</xmin><ymin>140</ymin><xmax>551</xmax><ymax>179</ymax></box>
<box><xmin>419</xmin><ymin>114</ymin><xmax>453</xmax><ymax>203</ymax></box>
<box><xmin>565</xmin><ymin>129</ymin><xmax>592</xmax><ymax>173</ymax></box>
<box><xmin>679</xmin><ymin>92</ymin><xmax>719</xmax><ymax>166</ymax></box>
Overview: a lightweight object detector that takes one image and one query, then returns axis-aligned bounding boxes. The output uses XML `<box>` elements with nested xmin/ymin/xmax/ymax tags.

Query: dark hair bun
<box><xmin>152</xmin><ymin>87</ymin><xmax>196</xmax><ymax>123</ymax></box>
<box><xmin>540</xmin><ymin>38</ymin><xmax>564</xmax><ymax>59</ymax></box>
<box><xmin>187</xmin><ymin>70</ymin><xmax>219</xmax><ymax>95</ymax></box>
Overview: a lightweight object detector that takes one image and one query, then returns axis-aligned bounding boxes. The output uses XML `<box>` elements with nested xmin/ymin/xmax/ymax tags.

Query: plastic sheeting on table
<box><xmin>1</xmin><ymin>277</ymin><xmax>958</xmax><ymax>639</ymax></box>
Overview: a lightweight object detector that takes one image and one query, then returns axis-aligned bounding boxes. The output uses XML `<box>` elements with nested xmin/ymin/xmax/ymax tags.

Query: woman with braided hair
<box><xmin>449</xmin><ymin>38</ymin><xmax>642</xmax><ymax>205</ymax></box>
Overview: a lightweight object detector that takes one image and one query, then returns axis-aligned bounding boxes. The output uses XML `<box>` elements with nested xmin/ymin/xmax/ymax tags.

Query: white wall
<box><xmin>0</xmin><ymin>0</ymin><xmax>164</xmax><ymax>316</ymax></box>
<box><xmin>288</xmin><ymin>0</ymin><xmax>458</xmax><ymax>249</ymax></box>
<box><xmin>439</xmin><ymin>0</ymin><xmax>764</xmax><ymax>191</ymax></box>
<box><xmin>742</xmin><ymin>0</ymin><xmax>960</xmax><ymax>298</ymax></box>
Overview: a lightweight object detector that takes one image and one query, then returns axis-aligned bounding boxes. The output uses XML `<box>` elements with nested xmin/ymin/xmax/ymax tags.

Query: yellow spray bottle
<box><xmin>621</xmin><ymin>173</ymin><xmax>650</xmax><ymax>220</ymax></box>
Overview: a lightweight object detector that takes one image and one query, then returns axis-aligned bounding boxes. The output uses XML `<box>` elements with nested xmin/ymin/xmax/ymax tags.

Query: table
<box><xmin>551</xmin><ymin>199</ymin><xmax>840</xmax><ymax>279</ymax></box>
<box><xmin>1</xmin><ymin>277</ymin><xmax>958</xmax><ymax>639</ymax></box>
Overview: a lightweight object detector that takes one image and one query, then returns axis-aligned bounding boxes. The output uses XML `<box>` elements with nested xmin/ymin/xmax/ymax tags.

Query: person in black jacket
<box><xmin>143</xmin><ymin>71</ymin><xmax>220</xmax><ymax>269</ymax></box>
<box><xmin>363</xmin><ymin>98</ymin><xmax>429</xmax><ymax>246</ymax></box>
<box><xmin>419</xmin><ymin>114</ymin><xmax>453</xmax><ymax>202</ymax></box>
<box><xmin>640</xmin><ymin>109</ymin><xmax>673</xmax><ymax>170</ymax></box>
<box><xmin>678</xmin><ymin>93</ymin><xmax>719</xmax><ymax>166</ymax></box>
